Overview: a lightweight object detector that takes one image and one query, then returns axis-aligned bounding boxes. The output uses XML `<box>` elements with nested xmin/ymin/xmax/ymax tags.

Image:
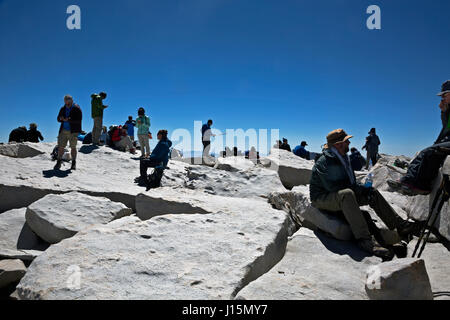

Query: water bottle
<box><xmin>364</xmin><ymin>173</ymin><xmax>373</xmax><ymax>188</ymax></box>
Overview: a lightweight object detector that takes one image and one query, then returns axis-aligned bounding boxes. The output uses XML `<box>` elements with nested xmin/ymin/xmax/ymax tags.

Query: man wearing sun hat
<box><xmin>310</xmin><ymin>129</ymin><xmax>417</xmax><ymax>259</ymax></box>
<box><xmin>388</xmin><ymin>80</ymin><xmax>450</xmax><ymax>195</ymax></box>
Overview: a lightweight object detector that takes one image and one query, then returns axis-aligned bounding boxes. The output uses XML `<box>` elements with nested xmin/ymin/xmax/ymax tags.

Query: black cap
<box><xmin>438</xmin><ymin>80</ymin><xmax>450</xmax><ymax>96</ymax></box>
<box><xmin>301</xmin><ymin>141</ymin><xmax>308</xmax><ymax>146</ymax></box>
<box><xmin>282</xmin><ymin>138</ymin><xmax>287</xmax><ymax>142</ymax></box>
<box><xmin>369</xmin><ymin>128</ymin><xmax>376</xmax><ymax>134</ymax></box>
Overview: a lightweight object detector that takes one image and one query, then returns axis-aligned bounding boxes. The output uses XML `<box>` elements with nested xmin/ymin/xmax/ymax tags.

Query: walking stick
<box><xmin>412</xmin><ymin>174</ymin><xmax>450</xmax><ymax>258</ymax></box>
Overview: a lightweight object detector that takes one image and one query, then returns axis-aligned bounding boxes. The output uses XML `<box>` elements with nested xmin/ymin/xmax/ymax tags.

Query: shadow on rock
<box><xmin>79</xmin><ymin>145</ymin><xmax>99</xmax><ymax>154</ymax></box>
<box><xmin>42</xmin><ymin>170</ymin><xmax>71</xmax><ymax>178</ymax></box>
<box><xmin>314</xmin><ymin>230</ymin><xmax>371</xmax><ymax>262</ymax></box>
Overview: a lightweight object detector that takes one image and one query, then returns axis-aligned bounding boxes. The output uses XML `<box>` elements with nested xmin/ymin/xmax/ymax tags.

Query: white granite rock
<box><xmin>236</xmin><ymin>228</ymin><xmax>381</xmax><ymax>300</ymax></box>
<box><xmin>0</xmin><ymin>259</ymin><xmax>27</xmax><ymax>289</ymax></box>
<box><xmin>0</xmin><ymin>208</ymin><xmax>48</xmax><ymax>261</ymax></box>
<box><xmin>26</xmin><ymin>192</ymin><xmax>133</xmax><ymax>244</ymax></box>
<box><xmin>0</xmin><ymin>143</ymin><xmax>44</xmax><ymax>158</ymax></box>
<box><xmin>365</xmin><ymin>258</ymin><xmax>433</xmax><ymax>300</ymax></box>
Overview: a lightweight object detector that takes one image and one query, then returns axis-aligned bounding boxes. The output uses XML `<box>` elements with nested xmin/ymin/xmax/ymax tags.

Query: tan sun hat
<box><xmin>324</xmin><ymin>129</ymin><xmax>353</xmax><ymax>149</ymax></box>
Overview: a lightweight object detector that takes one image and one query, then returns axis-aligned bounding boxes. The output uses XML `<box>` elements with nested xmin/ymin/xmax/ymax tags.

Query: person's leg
<box><xmin>69</xmin><ymin>133</ymin><xmax>78</xmax><ymax>169</ymax></box>
<box><xmin>144</xmin><ymin>137</ymin><xmax>150</xmax><ymax>156</ymax></box>
<box><xmin>92</xmin><ymin>117</ymin><xmax>102</xmax><ymax>144</ymax></box>
<box><xmin>55</xmin><ymin>131</ymin><xmax>69</xmax><ymax>169</ymax></box>
<box><xmin>138</xmin><ymin>135</ymin><xmax>146</xmax><ymax>157</ymax></box>
<box><xmin>365</xmin><ymin>152</ymin><xmax>370</xmax><ymax>169</ymax></box>
<box><xmin>403</xmin><ymin>141</ymin><xmax>450</xmax><ymax>190</ymax></box>
<box><xmin>312</xmin><ymin>189</ymin><xmax>371</xmax><ymax>240</ymax></box>
<box><xmin>371</xmin><ymin>153</ymin><xmax>378</xmax><ymax>166</ymax></box>
<box><xmin>140</xmin><ymin>158</ymin><xmax>160</xmax><ymax>179</ymax></box>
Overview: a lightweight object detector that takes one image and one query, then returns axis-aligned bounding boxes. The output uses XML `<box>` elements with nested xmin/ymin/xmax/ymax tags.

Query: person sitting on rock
<box><xmin>293</xmin><ymin>141</ymin><xmax>310</xmax><ymax>159</ymax></box>
<box><xmin>111</xmin><ymin>125</ymin><xmax>136</xmax><ymax>154</ymax></box>
<box><xmin>139</xmin><ymin>130</ymin><xmax>172</xmax><ymax>188</ymax></box>
<box><xmin>309</xmin><ymin>128</ymin><xmax>418</xmax><ymax>259</ymax></box>
<box><xmin>349</xmin><ymin>147</ymin><xmax>366</xmax><ymax>171</ymax></box>
<box><xmin>8</xmin><ymin>126</ymin><xmax>27</xmax><ymax>143</ymax></box>
<box><xmin>388</xmin><ymin>80</ymin><xmax>450</xmax><ymax>196</ymax></box>
<box><xmin>26</xmin><ymin>123</ymin><xmax>44</xmax><ymax>143</ymax></box>
<box><xmin>279</xmin><ymin>138</ymin><xmax>291</xmax><ymax>152</ymax></box>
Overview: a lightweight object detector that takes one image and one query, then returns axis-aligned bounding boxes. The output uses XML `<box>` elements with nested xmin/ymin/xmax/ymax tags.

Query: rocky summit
<box><xmin>0</xmin><ymin>142</ymin><xmax>449</xmax><ymax>300</ymax></box>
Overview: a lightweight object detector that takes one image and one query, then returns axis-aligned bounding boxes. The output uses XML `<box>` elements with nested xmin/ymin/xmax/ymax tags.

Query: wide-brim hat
<box><xmin>437</xmin><ymin>80</ymin><xmax>450</xmax><ymax>96</ymax></box>
<box><xmin>324</xmin><ymin>129</ymin><xmax>353</xmax><ymax>149</ymax></box>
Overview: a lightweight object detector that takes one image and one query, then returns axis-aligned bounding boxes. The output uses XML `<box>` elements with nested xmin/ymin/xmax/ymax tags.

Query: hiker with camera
<box><xmin>310</xmin><ymin>129</ymin><xmax>418</xmax><ymax>259</ymax></box>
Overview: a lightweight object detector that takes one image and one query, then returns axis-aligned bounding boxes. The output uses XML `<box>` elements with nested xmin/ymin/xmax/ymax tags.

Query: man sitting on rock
<box><xmin>310</xmin><ymin>129</ymin><xmax>417</xmax><ymax>259</ymax></box>
<box><xmin>388</xmin><ymin>80</ymin><xmax>450</xmax><ymax>195</ymax></box>
<box><xmin>139</xmin><ymin>129</ymin><xmax>172</xmax><ymax>189</ymax></box>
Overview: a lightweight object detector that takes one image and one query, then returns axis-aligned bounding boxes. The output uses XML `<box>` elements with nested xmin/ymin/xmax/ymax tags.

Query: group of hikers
<box><xmin>4</xmin><ymin>80</ymin><xmax>450</xmax><ymax>259</ymax></box>
<box><xmin>8</xmin><ymin>123</ymin><xmax>44</xmax><ymax>144</ymax></box>
<box><xmin>308</xmin><ymin>80</ymin><xmax>450</xmax><ymax>259</ymax></box>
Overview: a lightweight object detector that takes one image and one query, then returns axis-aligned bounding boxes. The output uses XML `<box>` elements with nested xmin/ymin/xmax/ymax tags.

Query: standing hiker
<box><xmin>201</xmin><ymin>119</ymin><xmax>215</xmax><ymax>156</ymax></box>
<box><xmin>136</xmin><ymin>107</ymin><xmax>151</xmax><ymax>158</ymax></box>
<box><xmin>124</xmin><ymin>116</ymin><xmax>136</xmax><ymax>141</ymax></box>
<box><xmin>54</xmin><ymin>95</ymin><xmax>82</xmax><ymax>170</ymax></box>
<box><xmin>362</xmin><ymin>128</ymin><xmax>380</xmax><ymax>169</ymax></box>
<box><xmin>91</xmin><ymin>92</ymin><xmax>108</xmax><ymax>145</ymax></box>
<box><xmin>26</xmin><ymin>123</ymin><xmax>44</xmax><ymax>143</ymax></box>
<box><xmin>309</xmin><ymin>129</ymin><xmax>417</xmax><ymax>259</ymax></box>
<box><xmin>388</xmin><ymin>80</ymin><xmax>450</xmax><ymax>195</ymax></box>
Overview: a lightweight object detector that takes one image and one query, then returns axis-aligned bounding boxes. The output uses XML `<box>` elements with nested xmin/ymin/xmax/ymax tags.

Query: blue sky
<box><xmin>0</xmin><ymin>0</ymin><xmax>449</xmax><ymax>156</ymax></box>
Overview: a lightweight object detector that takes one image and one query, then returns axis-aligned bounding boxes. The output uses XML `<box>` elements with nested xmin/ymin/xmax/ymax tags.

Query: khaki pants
<box><xmin>138</xmin><ymin>134</ymin><xmax>150</xmax><ymax>156</ymax></box>
<box><xmin>312</xmin><ymin>188</ymin><xmax>400</xmax><ymax>240</ymax></box>
<box><xmin>58</xmin><ymin>130</ymin><xmax>78</xmax><ymax>149</ymax></box>
<box><xmin>92</xmin><ymin>117</ymin><xmax>103</xmax><ymax>144</ymax></box>
<box><xmin>114</xmin><ymin>136</ymin><xmax>134</xmax><ymax>151</ymax></box>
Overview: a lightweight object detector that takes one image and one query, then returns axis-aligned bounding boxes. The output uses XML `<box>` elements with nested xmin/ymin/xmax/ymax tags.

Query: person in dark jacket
<box><xmin>8</xmin><ymin>126</ymin><xmax>27</xmax><ymax>143</ymax></box>
<box><xmin>388</xmin><ymin>81</ymin><xmax>450</xmax><ymax>195</ymax></box>
<box><xmin>293</xmin><ymin>141</ymin><xmax>310</xmax><ymax>159</ymax></box>
<box><xmin>26</xmin><ymin>123</ymin><xmax>44</xmax><ymax>143</ymax></box>
<box><xmin>310</xmin><ymin>129</ymin><xmax>416</xmax><ymax>259</ymax></box>
<box><xmin>362</xmin><ymin>128</ymin><xmax>380</xmax><ymax>169</ymax></box>
<box><xmin>140</xmin><ymin>129</ymin><xmax>172</xmax><ymax>185</ymax></box>
<box><xmin>54</xmin><ymin>95</ymin><xmax>82</xmax><ymax>170</ymax></box>
<box><xmin>279</xmin><ymin>138</ymin><xmax>291</xmax><ymax>152</ymax></box>
<box><xmin>349</xmin><ymin>147</ymin><xmax>366</xmax><ymax>171</ymax></box>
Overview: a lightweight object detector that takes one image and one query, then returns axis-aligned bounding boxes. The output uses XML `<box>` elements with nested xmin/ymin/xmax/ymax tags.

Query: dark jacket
<box><xmin>91</xmin><ymin>94</ymin><xmax>106</xmax><ymax>118</ymax></box>
<box><xmin>150</xmin><ymin>138</ymin><xmax>173</xmax><ymax>167</ymax></box>
<box><xmin>26</xmin><ymin>128</ymin><xmax>44</xmax><ymax>143</ymax></box>
<box><xmin>362</xmin><ymin>134</ymin><xmax>380</xmax><ymax>155</ymax></box>
<box><xmin>349</xmin><ymin>150</ymin><xmax>365</xmax><ymax>171</ymax></box>
<box><xmin>310</xmin><ymin>148</ymin><xmax>357</xmax><ymax>202</ymax></box>
<box><xmin>435</xmin><ymin>107</ymin><xmax>450</xmax><ymax>144</ymax></box>
<box><xmin>279</xmin><ymin>143</ymin><xmax>291</xmax><ymax>152</ymax></box>
<box><xmin>8</xmin><ymin>127</ymin><xmax>27</xmax><ymax>143</ymax></box>
<box><xmin>57</xmin><ymin>104</ymin><xmax>82</xmax><ymax>134</ymax></box>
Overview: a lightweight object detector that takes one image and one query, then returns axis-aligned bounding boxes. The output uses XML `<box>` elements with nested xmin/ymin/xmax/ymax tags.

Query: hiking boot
<box><xmin>387</xmin><ymin>179</ymin><xmax>431</xmax><ymax>196</ymax></box>
<box><xmin>357</xmin><ymin>236</ymin><xmax>394</xmax><ymax>261</ymax></box>
<box><xmin>70</xmin><ymin>160</ymin><xmax>76</xmax><ymax>170</ymax></box>
<box><xmin>53</xmin><ymin>160</ymin><xmax>62</xmax><ymax>170</ymax></box>
<box><xmin>396</xmin><ymin>219</ymin><xmax>422</xmax><ymax>239</ymax></box>
<box><xmin>391</xmin><ymin>241</ymin><xmax>408</xmax><ymax>258</ymax></box>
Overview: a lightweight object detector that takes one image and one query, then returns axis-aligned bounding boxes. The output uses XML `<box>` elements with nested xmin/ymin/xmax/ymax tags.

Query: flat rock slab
<box><xmin>365</xmin><ymin>258</ymin><xmax>433</xmax><ymax>300</ymax></box>
<box><xmin>17</xmin><ymin>200</ymin><xmax>290</xmax><ymax>300</ymax></box>
<box><xmin>265</xmin><ymin>149</ymin><xmax>313</xmax><ymax>189</ymax></box>
<box><xmin>0</xmin><ymin>259</ymin><xmax>27</xmax><ymax>288</ymax></box>
<box><xmin>0</xmin><ymin>208</ymin><xmax>48</xmax><ymax>261</ymax></box>
<box><xmin>236</xmin><ymin>228</ymin><xmax>381</xmax><ymax>300</ymax></box>
<box><xmin>214</xmin><ymin>157</ymin><xmax>255</xmax><ymax>172</ymax></box>
<box><xmin>26</xmin><ymin>192</ymin><xmax>133</xmax><ymax>244</ymax></box>
<box><xmin>0</xmin><ymin>143</ymin><xmax>44</xmax><ymax>159</ymax></box>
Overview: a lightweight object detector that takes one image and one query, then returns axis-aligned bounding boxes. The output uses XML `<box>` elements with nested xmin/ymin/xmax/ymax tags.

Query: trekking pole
<box><xmin>412</xmin><ymin>175</ymin><xmax>450</xmax><ymax>257</ymax></box>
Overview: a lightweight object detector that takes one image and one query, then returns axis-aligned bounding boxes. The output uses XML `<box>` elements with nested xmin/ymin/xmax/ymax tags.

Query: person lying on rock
<box><xmin>310</xmin><ymin>129</ymin><xmax>418</xmax><ymax>259</ymax></box>
<box><xmin>139</xmin><ymin>129</ymin><xmax>172</xmax><ymax>188</ymax></box>
<box><xmin>388</xmin><ymin>80</ymin><xmax>450</xmax><ymax>196</ymax></box>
